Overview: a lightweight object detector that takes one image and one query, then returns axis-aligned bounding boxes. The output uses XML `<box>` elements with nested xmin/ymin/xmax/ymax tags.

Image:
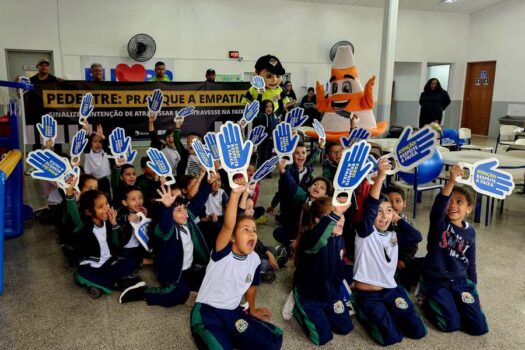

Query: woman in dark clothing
<box><xmin>418</xmin><ymin>78</ymin><xmax>451</xmax><ymax>128</ymax></box>
<box><xmin>300</xmin><ymin>87</ymin><xmax>320</xmax><ymax>126</ymax></box>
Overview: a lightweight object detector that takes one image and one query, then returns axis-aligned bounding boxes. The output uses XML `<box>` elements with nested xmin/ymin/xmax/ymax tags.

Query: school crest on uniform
<box><xmin>333</xmin><ymin>300</ymin><xmax>345</xmax><ymax>314</ymax></box>
<box><xmin>461</xmin><ymin>292</ymin><xmax>475</xmax><ymax>304</ymax></box>
<box><xmin>390</xmin><ymin>237</ymin><xmax>398</xmax><ymax>247</ymax></box>
<box><xmin>245</xmin><ymin>274</ymin><xmax>252</xmax><ymax>283</ymax></box>
<box><xmin>235</xmin><ymin>319</ymin><xmax>249</xmax><ymax>333</ymax></box>
<box><xmin>395</xmin><ymin>297</ymin><xmax>408</xmax><ymax>310</ymax></box>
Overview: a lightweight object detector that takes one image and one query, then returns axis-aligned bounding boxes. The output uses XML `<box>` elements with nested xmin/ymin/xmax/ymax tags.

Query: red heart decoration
<box><xmin>115</xmin><ymin>64</ymin><xmax>146</xmax><ymax>81</ymax></box>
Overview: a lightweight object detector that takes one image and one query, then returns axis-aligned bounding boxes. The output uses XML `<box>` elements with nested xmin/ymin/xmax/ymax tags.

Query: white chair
<box><xmin>458</xmin><ymin>128</ymin><xmax>493</xmax><ymax>152</ymax></box>
<box><xmin>495</xmin><ymin>125</ymin><xmax>524</xmax><ymax>153</ymax></box>
<box><xmin>505</xmin><ymin>138</ymin><xmax>525</xmax><ymax>152</ymax></box>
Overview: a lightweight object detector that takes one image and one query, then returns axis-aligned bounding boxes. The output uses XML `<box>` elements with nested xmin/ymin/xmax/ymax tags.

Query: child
<box><xmin>136</xmin><ymin>156</ymin><xmax>162</xmax><ymax>218</ymax></box>
<box><xmin>71</xmin><ymin>189</ymin><xmax>141</xmax><ymax>299</ymax></box>
<box><xmin>273</xmin><ymin>159</ymin><xmax>333</xmax><ymax>247</ymax></box>
<box><xmin>111</xmin><ymin>163</ymin><xmax>137</xmax><ymax>209</ymax></box>
<box><xmin>149</xmin><ymin>113</ymin><xmax>181</xmax><ymax>178</ymax></box>
<box><xmin>384</xmin><ymin>185</ymin><xmax>423</xmax><ymax>290</ymax></box>
<box><xmin>204</xmin><ymin>176</ymin><xmax>229</xmax><ymax>222</ymax></box>
<box><xmin>190</xmin><ymin>181</ymin><xmax>283</xmax><ymax>350</ymax></box>
<box><xmin>420</xmin><ymin>164</ymin><xmax>489</xmax><ymax>335</ymax></box>
<box><xmin>322</xmin><ymin>142</ymin><xmax>343</xmax><ymax>181</ymax></box>
<box><xmin>293</xmin><ymin>196</ymin><xmax>353</xmax><ymax>345</ymax></box>
<box><xmin>119</xmin><ymin>182</ymin><xmax>211</xmax><ymax>307</ymax></box>
<box><xmin>83</xmin><ymin>124</ymin><xmax>112</xmax><ymax>197</ymax></box>
<box><xmin>174</xmin><ymin>116</ymin><xmax>203</xmax><ymax>177</ymax></box>
<box><xmin>352</xmin><ymin>158</ymin><xmax>426</xmax><ymax>346</ymax></box>
<box><xmin>116</xmin><ymin>186</ymin><xmax>149</xmax><ymax>267</ymax></box>
<box><xmin>253</xmin><ymin>99</ymin><xmax>279</xmax><ymax>168</ymax></box>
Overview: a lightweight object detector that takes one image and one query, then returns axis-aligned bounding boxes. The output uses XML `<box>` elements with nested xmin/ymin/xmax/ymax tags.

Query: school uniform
<box><xmin>352</xmin><ymin>196</ymin><xmax>426</xmax><ymax>346</ymax></box>
<box><xmin>253</xmin><ymin>112</ymin><xmax>279</xmax><ymax>169</ymax></box>
<box><xmin>116</xmin><ymin>207</ymin><xmax>147</xmax><ymax>266</ymax></box>
<box><xmin>144</xmin><ymin>182</ymin><xmax>211</xmax><ymax>307</ymax></box>
<box><xmin>84</xmin><ymin>149</ymin><xmax>111</xmax><ymax>197</ymax></box>
<box><xmin>293</xmin><ymin>213</ymin><xmax>353</xmax><ymax>346</ymax></box>
<box><xmin>149</xmin><ymin>129</ymin><xmax>181</xmax><ymax>178</ymax></box>
<box><xmin>191</xmin><ymin>244</ymin><xmax>283</xmax><ymax>350</ymax></box>
<box><xmin>173</xmin><ymin>128</ymin><xmax>200</xmax><ymax>178</ymax></box>
<box><xmin>420</xmin><ymin>193</ymin><xmax>488</xmax><ymax>335</ymax></box>
<box><xmin>391</xmin><ymin>215</ymin><xmax>424</xmax><ymax>290</ymax></box>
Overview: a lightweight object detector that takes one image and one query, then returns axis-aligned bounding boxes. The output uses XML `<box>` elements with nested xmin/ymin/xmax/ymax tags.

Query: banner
<box><xmin>24</xmin><ymin>81</ymin><xmax>250</xmax><ymax>143</ymax></box>
<box><xmin>80</xmin><ymin>56</ymin><xmax>175</xmax><ymax>81</ymax></box>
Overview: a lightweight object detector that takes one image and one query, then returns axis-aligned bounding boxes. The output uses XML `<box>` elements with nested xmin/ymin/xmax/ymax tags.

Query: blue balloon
<box><xmin>398</xmin><ymin>150</ymin><xmax>444</xmax><ymax>185</ymax></box>
<box><xmin>442</xmin><ymin>128</ymin><xmax>465</xmax><ymax>146</ymax></box>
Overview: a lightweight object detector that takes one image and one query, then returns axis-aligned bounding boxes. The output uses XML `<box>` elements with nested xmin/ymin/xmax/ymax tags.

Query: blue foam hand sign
<box><xmin>457</xmin><ymin>159</ymin><xmax>515</xmax><ymax>199</ymax></box>
<box><xmin>217</xmin><ymin>121</ymin><xmax>253</xmax><ymax>187</ymax></box>
<box><xmin>130</xmin><ymin>212</ymin><xmax>152</xmax><ymax>252</ymax></box>
<box><xmin>204</xmin><ymin>132</ymin><xmax>220</xmax><ymax>160</ymax></box>
<box><xmin>391</xmin><ymin>126</ymin><xmax>437</xmax><ymax>171</ymax></box>
<box><xmin>239</xmin><ymin>100</ymin><xmax>260</xmax><ymax>128</ymax></box>
<box><xmin>36</xmin><ymin>114</ymin><xmax>57</xmax><ymax>140</ymax></box>
<box><xmin>312</xmin><ymin>119</ymin><xmax>326</xmax><ymax>143</ymax></box>
<box><xmin>57</xmin><ymin>166</ymin><xmax>81</xmax><ymax>192</ymax></box>
<box><xmin>78</xmin><ymin>93</ymin><xmax>94</xmax><ymax>125</ymax></box>
<box><xmin>251</xmin><ymin>75</ymin><xmax>265</xmax><ymax>91</ymax></box>
<box><xmin>285</xmin><ymin>107</ymin><xmax>309</xmax><ymax>129</ymax></box>
<box><xmin>250</xmin><ymin>156</ymin><xmax>279</xmax><ymax>184</ymax></box>
<box><xmin>249</xmin><ymin>125</ymin><xmax>268</xmax><ymax>148</ymax></box>
<box><xmin>147</xmin><ymin>89</ymin><xmax>163</xmax><ymax>115</ymax></box>
<box><xmin>273</xmin><ymin>122</ymin><xmax>299</xmax><ymax>165</ymax></box>
<box><xmin>109</xmin><ymin>127</ymin><xmax>131</xmax><ymax>157</ymax></box>
<box><xmin>192</xmin><ymin>139</ymin><xmax>214</xmax><ymax>170</ymax></box>
<box><xmin>26</xmin><ymin>149</ymin><xmax>69</xmax><ymax>181</ymax></box>
<box><xmin>176</xmin><ymin>106</ymin><xmax>196</xmax><ymax>119</ymax></box>
<box><xmin>8</xmin><ymin>98</ymin><xmax>18</xmax><ymax>118</ymax></box>
<box><xmin>365</xmin><ymin>154</ymin><xmax>379</xmax><ymax>184</ymax></box>
<box><xmin>146</xmin><ymin>147</ymin><xmax>175</xmax><ymax>185</ymax></box>
<box><xmin>70</xmin><ymin>129</ymin><xmax>88</xmax><ymax>166</ymax></box>
<box><xmin>340</xmin><ymin>128</ymin><xmax>371</xmax><ymax>148</ymax></box>
<box><xmin>125</xmin><ymin>146</ymin><xmax>137</xmax><ymax>165</ymax></box>
<box><xmin>333</xmin><ymin>140</ymin><xmax>374</xmax><ymax>205</ymax></box>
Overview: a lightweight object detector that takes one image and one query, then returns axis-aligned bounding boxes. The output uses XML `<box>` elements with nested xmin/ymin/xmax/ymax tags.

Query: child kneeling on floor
<box><xmin>351</xmin><ymin>158</ymin><xmax>427</xmax><ymax>346</ymax></box>
<box><xmin>190</xmin><ymin>180</ymin><xmax>283</xmax><ymax>350</ymax></box>
<box><xmin>419</xmin><ymin>164</ymin><xmax>489</xmax><ymax>336</ymax></box>
<box><xmin>292</xmin><ymin>196</ymin><xmax>353</xmax><ymax>346</ymax></box>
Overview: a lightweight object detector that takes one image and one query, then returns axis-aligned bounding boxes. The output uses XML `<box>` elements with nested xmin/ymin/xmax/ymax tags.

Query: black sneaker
<box><xmin>275</xmin><ymin>246</ymin><xmax>288</xmax><ymax>268</ymax></box>
<box><xmin>119</xmin><ymin>282</ymin><xmax>146</xmax><ymax>303</ymax></box>
<box><xmin>260</xmin><ymin>271</ymin><xmax>276</xmax><ymax>283</ymax></box>
<box><xmin>87</xmin><ymin>287</ymin><xmax>103</xmax><ymax>299</ymax></box>
<box><xmin>115</xmin><ymin>276</ymin><xmax>143</xmax><ymax>291</ymax></box>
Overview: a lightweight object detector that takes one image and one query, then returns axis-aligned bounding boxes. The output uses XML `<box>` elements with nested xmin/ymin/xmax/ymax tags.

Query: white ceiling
<box><xmin>284</xmin><ymin>0</ymin><xmax>506</xmax><ymax>14</ymax></box>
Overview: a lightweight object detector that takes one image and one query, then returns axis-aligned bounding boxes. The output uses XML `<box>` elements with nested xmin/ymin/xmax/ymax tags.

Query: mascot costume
<box><xmin>242</xmin><ymin>54</ymin><xmax>290</xmax><ymax>117</ymax></box>
<box><xmin>307</xmin><ymin>45</ymin><xmax>388</xmax><ymax>140</ymax></box>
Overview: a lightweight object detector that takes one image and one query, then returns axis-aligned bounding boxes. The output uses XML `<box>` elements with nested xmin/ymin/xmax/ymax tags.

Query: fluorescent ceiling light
<box><xmin>442</xmin><ymin>0</ymin><xmax>459</xmax><ymax>3</ymax></box>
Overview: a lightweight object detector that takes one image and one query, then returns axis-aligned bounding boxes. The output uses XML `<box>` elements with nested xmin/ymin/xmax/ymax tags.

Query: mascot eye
<box><xmin>331</xmin><ymin>83</ymin><xmax>338</xmax><ymax>94</ymax></box>
<box><xmin>342</xmin><ymin>81</ymin><xmax>352</xmax><ymax>93</ymax></box>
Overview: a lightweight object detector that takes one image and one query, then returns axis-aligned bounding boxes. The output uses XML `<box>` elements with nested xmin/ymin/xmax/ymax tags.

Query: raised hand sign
<box><xmin>70</xmin><ymin>129</ymin><xmax>88</xmax><ymax>166</ymax></box>
<box><xmin>285</xmin><ymin>107</ymin><xmax>309</xmax><ymax>129</ymax></box>
<box><xmin>456</xmin><ymin>159</ymin><xmax>515</xmax><ymax>199</ymax></box>
<box><xmin>204</xmin><ymin>132</ymin><xmax>220</xmax><ymax>161</ymax></box>
<box><xmin>147</xmin><ymin>89</ymin><xmax>163</xmax><ymax>118</ymax></box>
<box><xmin>26</xmin><ymin>149</ymin><xmax>80</xmax><ymax>192</ymax></box>
<box><xmin>251</xmin><ymin>75</ymin><xmax>265</xmax><ymax>92</ymax></box>
<box><xmin>173</xmin><ymin>106</ymin><xmax>196</xmax><ymax>123</ymax></box>
<box><xmin>248</xmin><ymin>125</ymin><xmax>268</xmax><ymax>148</ymax></box>
<box><xmin>78</xmin><ymin>93</ymin><xmax>94</xmax><ymax>126</ymax></box>
<box><xmin>146</xmin><ymin>147</ymin><xmax>175</xmax><ymax>185</ymax></box>
<box><xmin>109</xmin><ymin>127</ymin><xmax>131</xmax><ymax>162</ymax></box>
<box><xmin>333</xmin><ymin>140</ymin><xmax>374</xmax><ymax>205</ymax></box>
<box><xmin>273</xmin><ymin>122</ymin><xmax>299</xmax><ymax>165</ymax></box>
<box><xmin>382</xmin><ymin>126</ymin><xmax>437</xmax><ymax>175</ymax></box>
<box><xmin>340</xmin><ymin>128</ymin><xmax>371</xmax><ymax>148</ymax></box>
<box><xmin>365</xmin><ymin>154</ymin><xmax>379</xmax><ymax>184</ymax></box>
<box><xmin>312</xmin><ymin>119</ymin><xmax>326</xmax><ymax>144</ymax></box>
<box><xmin>192</xmin><ymin>139</ymin><xmax>215</xmax><ymax>177</ymax></box>
<box><xmin>124</xmin><ymin>145</ymin><xmax>137</xmax><ymax>165</ymax></box>
<box><xmin>217</xmin><ymin>121</ymin><xmax>253</xmax><ymax>188</ymax></box>
<box><xmin>250</xmin><ymin>156</ymin><xmax>278</xmax><ymax>185</ymax></box>
<box><xmin>239</xmin><ymin>100</ymin><xmax>260</xmax><ymax>128</ymax></box>
<box><xmin>36</xmin><ymin>114</ymin><xmax>57</xmax><ymax>142</ymax></box>
<box><xmin>130</xmin><ymin>212</ymin><xmax>152</xmax><ymax>252</ymax></box>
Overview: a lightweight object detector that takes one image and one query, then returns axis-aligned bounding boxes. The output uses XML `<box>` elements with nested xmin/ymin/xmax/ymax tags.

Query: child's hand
<box><xmin>397</xmin><ymin>260</ymin><xmax>406</xmax><ymax>270</ymax></box>
<box><xmin>267</xmin><ymin>252</ymin><xmax>279</xmax><ymax>271</ymax></box>
<box><xmin>319</xmin><ymin>138</ymin><xmax>326</xmax><ymax>150</ymax></box>
<box><xmin>174</xmin><ymin>115</ymin><xmax>184</xmax><ymax>128</ymax></box>
<box><xmin>44</xmin><ymin>138</ymin><xmax>54</xmax><ymax>149</ymax></box>
<box><xmin>376</xmin><ymin>157</ymin><xmax>391</xmax><ymax>178</ymax></box>
<box><xmin>266</xmin><ymin>206</ymin><xmax>274</xmax><ymax>214</ymax></box>
<box><xmin>277</xmin><ymin>158</ymin><xmax>287</xmax><ymax>174</ymax></box>
<box><xmin>333</xmin><ymin>199</ymin><xmax>351</xmax><ymax>216</ymax></box>
<box><xmin>210</xmin><ymin>213</ymin><xmax>218</xmax><ymax>222</ymax></box>
<box><xmin>449</xmin><ymin>163</ymin><xmax>464</xmax><ymax>182</ymax></box>
<box><xmin>65</xmin><ymin>176</ymin><xmax>77</xmax><ymax>197</ymax></box>
<box><xmin>108</xmin><ymin>207</ymin><xmax>117</xmax><ymax>225</ymax></box>
<box><xmin>156</xmin><ymin>185</ymin><xmax>177</xmax><ymax>208</ymax></box>
<box><xmin>250</xmin><ymin>306</ymin><xmax>272</xmax><ymax>321</ymax></box>
<box><xmin>128</xmin><ymin>213</ymin><xmax>139</xmax><ymax>223</ymax></box>
<box><xmin>148</xmin><ymin>112</ymin><xmax>157</xmax><ymax>123</ymax></box>
<box><xmin>94</xmin><ymin>124</ymin><xmax>105</xmax><ymax>139</ymax></box>
<box><xmin>392</xmin><ymin>211</ymin><xmax>401</xmax><ymax>223</ymax></box>
<box><xmin>207</xmin><ymin>171</ymin><xmax>216</xmax><ymax>184</ymax></box>
<box><xmin>231</xmin><ymin>179</ymin><xmax>248</xmax><ymax>194</ymax></box>
<box><xmin>140</xmin><ymin>206</ymin><xmax>148</xmax><ymax>216</ymax></box>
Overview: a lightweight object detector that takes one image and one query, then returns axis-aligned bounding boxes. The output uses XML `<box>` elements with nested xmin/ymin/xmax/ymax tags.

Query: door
<box><xmin>461</xmin><ymin>61</ymin><xmax>496</xmax><ymax>135</ymax></box>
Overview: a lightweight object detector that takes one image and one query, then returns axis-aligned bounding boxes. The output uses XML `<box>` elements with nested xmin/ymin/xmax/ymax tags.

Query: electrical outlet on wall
<box><xmin>507</xmin><ymin>104</ymin><xmax>525</xmax><ymax>116</ymax></box>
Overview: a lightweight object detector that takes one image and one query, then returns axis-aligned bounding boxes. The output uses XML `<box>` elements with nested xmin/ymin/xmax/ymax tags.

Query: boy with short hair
<box><xmin>420</xmin><ymin>164</ymin><xmax>489</xmax><ymax>335</ymax></box>
<box><xmin>322</xmin><ymin>142</ymin><xmax>343</xmax><ymax>181</ymax></box>
<box><xmin>384</xmin><ymin>185</ymin><xmax>423</xmax><ymax>290</ymax></box>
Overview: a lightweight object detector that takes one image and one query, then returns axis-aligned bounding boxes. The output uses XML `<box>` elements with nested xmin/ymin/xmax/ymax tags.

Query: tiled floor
<box><xmin>1</xmin><ymin>137</ymin><xmax>525</xmax><ymax>349</ymax></box>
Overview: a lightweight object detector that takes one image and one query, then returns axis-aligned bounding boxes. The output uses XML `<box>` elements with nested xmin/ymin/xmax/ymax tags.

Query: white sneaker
<box><xmin>282</xmin><ymin>291</ymin><xmax>295</xmax><ymax>320</ymax></box>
